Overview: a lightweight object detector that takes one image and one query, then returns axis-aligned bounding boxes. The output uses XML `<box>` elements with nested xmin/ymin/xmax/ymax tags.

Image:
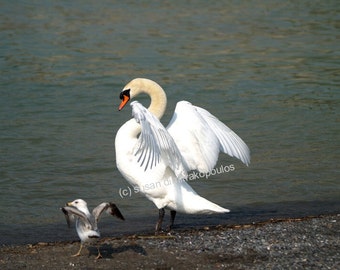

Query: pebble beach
<box><xmin>1</xmin><ymin>214</ymin><xmax>338</xmax><ymax>269</ymax></box>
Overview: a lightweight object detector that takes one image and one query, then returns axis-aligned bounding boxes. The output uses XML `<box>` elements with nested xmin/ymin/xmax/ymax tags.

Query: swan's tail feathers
<box><xmin>194</xmin><ymin>197</ymin><xmax>230</xmax><ymax>214</ymax></box>
<box><xmin>179</xmin><ymin>192</ymin><xmax>230</xmax><ymax>214</ymax></box>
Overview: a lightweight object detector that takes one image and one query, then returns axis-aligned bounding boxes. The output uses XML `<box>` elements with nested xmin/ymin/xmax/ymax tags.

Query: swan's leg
<box><xmin>168</xmin><ymin>210</ymin><xmax>176</xmax><ymax>231</ymax></box>
<box><xmin>155</xmin><ymin>208</ymin><xmax>165</xmax><ymax>233</ymax></box>
<box><xmin>71</xmin><ymin>243</ymin><xmax>83</xmax><ymax>257</ymax></box>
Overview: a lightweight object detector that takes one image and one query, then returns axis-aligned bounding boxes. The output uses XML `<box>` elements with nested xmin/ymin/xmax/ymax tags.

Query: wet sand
<box><xmin>1</xmin><ymin>214</ymin><xmax>339</xmax><ymax>269</ymax></box>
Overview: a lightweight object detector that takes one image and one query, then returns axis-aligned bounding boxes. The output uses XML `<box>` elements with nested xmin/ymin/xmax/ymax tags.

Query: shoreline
<box><xmin>2</xmin><ymin>199</ymin><xmax>339</xmax><ymax>246</ymax></box>
<box><xmin>1</xmin><ymin>214</ymin><xmax>339</xmax><ymax>269</ymax></box>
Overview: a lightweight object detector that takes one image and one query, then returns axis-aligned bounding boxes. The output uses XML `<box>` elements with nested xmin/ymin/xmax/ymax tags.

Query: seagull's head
<box><xmin>67</xmin><ymin>199</ymin><xmax>87</xmax><ymax>211</ymax></box>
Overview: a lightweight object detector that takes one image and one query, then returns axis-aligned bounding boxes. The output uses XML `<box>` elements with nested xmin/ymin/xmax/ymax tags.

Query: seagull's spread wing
<box><xmin>61</xmin><ymin>206</ymin><xmax>91</xmax><ymax>228</ymax></box>
<box><xmin>92</xmin><ymin>202</ymin><xmax>125</xmax><ymax>223</ymax></box>
<box><xmin>131</xmin><ymin>101</ymin><xmax>188</xmax><ymax>179</ymax></box>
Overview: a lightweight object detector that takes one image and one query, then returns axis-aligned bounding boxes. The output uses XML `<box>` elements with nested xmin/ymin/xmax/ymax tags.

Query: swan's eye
<box><xmin>120</xmin><ymin>89</ymin><xmax>130</xmax><ymax>100</ymax></box>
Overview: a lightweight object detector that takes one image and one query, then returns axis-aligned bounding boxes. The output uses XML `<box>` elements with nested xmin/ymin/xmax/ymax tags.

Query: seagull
<box><xmin>61</xmin><ymin>199</ymin><xmax>125</xmax><ymax>259</ymax></box>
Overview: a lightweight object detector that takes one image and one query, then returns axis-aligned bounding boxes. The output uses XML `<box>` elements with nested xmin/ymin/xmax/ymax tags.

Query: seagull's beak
<box><xmin>66</xmin><ymin>202</ymin><xmax>72</xmax><ymax>206</ymax></box>
<box><xmin>119</xmin><ymin>94</ymin><xmax>130</xmax><ymax>111</ymax></box>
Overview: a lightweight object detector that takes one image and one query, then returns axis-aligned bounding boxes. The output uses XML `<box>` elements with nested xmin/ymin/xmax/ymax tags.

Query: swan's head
<box><xmin>118</xmin><ymin>78</ymin><xmax>147</xmax><ymax>111</ymax></box>
<box><xmin>67</xmin><ymin>199</ymin><xmax>88</xmax><ymax>211</ymax></box>
<box><xmin>119</xmin><ymin>88</ymin><xmax>131</xmax><ymax>111</ymax></box>
<box><xmin>118</xmin><ymin>78</ymin><xmax>167</xmax><ymax>119</ymax></box>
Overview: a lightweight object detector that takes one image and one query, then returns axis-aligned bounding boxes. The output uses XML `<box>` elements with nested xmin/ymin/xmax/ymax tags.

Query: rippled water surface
<box><xmin>0</xmin><ymin>1</ymin><xmax>339</xmax><ymax>244</ymax></box>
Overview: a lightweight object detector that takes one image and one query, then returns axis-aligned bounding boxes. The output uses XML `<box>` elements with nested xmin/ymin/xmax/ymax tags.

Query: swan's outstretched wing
<box><xmin>61</xmin><ymin>206</ymin><xmax>91</xmax><ymax>228</ymax></box>
<box><xmin>131</xmin><ymin>101</ymin><xmax>188</xmax><ymax>179</ymax></box>
<box><xmin>92</xmin><ymin>202</ymin><xmax>125</xmax><ymax>223</ymax></box>
<box><xmin>194</xmin><ymin>105</ymin><xmax>250</xmax><ymax>166</ymax></box>
<box><xmin>167</xmin><ymin>101</ymin><xmax>250</xmax><ymax>173</ymax></box>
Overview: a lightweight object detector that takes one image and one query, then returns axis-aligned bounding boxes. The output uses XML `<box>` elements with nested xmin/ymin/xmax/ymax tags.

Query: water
<box><xmin>0</xmin><ymin>1</ymin><xmax>339</xmax><ymax>245</ymax></box>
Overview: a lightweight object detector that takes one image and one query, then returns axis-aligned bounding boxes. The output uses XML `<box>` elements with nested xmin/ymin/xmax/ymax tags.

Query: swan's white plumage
<box><xmin>115</xmin><ymin>78</ymin><xmax>250</xmax><ymax>219</ymax></box>
<box><xmin>167</xmin><ymin>101</ymin><xmax>250</xmax><ymax>173</ymax></box>
<box><xmin>132</xmin><ymin>101</ymin><xmax>187</xmax><ymax>180</ymax></box>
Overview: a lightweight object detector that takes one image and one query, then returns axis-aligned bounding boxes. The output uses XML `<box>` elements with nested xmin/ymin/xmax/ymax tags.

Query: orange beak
<box><xmin>119</xmin><ymin>94</ymin><xmax>130</xmax><ymax>111</ymax></box>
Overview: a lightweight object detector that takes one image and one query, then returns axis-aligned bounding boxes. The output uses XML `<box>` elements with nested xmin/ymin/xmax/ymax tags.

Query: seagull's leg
<box><xmin>71</xmin><ymin>243</ymin><xmax>83</xmax><ymax>257</ymax></box>
<box><xmin>168</xmin><ymin>210</ymin><xmax>177</xmax><ymax>231</ymax></box>
<box><xmin>155</xmin><ymin>208</ymin><xmax>165</xmax><ymax>233</ymax></box>
<box><xmin>95</xmin><ymin>246</ymin><xmax>102</xmax><ymax>260</ymax></box>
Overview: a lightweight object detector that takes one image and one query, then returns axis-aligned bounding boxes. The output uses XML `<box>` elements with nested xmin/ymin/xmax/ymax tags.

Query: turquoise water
<box><xmin>0</xmin><ymin>1</ymin><xmax>339</xmax><ymax>244</ymax></box>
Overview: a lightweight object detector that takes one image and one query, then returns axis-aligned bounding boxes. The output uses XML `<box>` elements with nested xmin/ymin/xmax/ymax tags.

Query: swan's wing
<box><xmin>92</xmin><ymin>202</ymin><xmax>125</xmax><ymax>223</ymax></box>
<box><xmin>194</xmin><ymin>105</ymin><xmax>250</xmax><ymax>166</ymax></box>
<box><xmin>167</xmin><ymin>101</ymin><xmax>250</xmax><ymax>173</ymax></box>
<box><xmin>61</xmin><ymin>206</ymin><xmax>91</xmax><ymax>228</ymax></box>
<box><xmin>131</xmin><ymin>101</ymin><xmax>188</xmax><ymax>179</ymax></box>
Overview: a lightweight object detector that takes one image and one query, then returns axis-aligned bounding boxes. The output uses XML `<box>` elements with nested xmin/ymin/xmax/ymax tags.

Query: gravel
<box><xmin>1</xmin><ymin>214</ymin><xmax>339</xmax><ymax>269</ymax></box>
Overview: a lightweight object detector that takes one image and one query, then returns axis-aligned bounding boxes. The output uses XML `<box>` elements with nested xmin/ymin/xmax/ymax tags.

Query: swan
<box><xmin>115</xmin><ymin>78</ymin><xmax>250</xmax><ymax>232</ymax></box>
<box><xmin>61</xmin><ymin>199</ymin><xmax>125</xmax><ymax>259</ymax></box>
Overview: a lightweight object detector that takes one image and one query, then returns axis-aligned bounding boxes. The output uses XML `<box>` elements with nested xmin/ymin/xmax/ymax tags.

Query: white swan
<box><xmin>115</xmin><ymin>78</ymin><xmax>250</xmax><ymax>232</ymax></box>
<box><xmin>61</xmin><ymin>199</ymin><xmax>125</xmax><ymax>259</ymax></box>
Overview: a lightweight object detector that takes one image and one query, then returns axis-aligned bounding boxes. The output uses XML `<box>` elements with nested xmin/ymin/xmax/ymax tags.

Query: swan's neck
<box><xmin>136</xmin><ymin>79</ymin><xmax>167</xmax><ymax>119</ymax></box>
